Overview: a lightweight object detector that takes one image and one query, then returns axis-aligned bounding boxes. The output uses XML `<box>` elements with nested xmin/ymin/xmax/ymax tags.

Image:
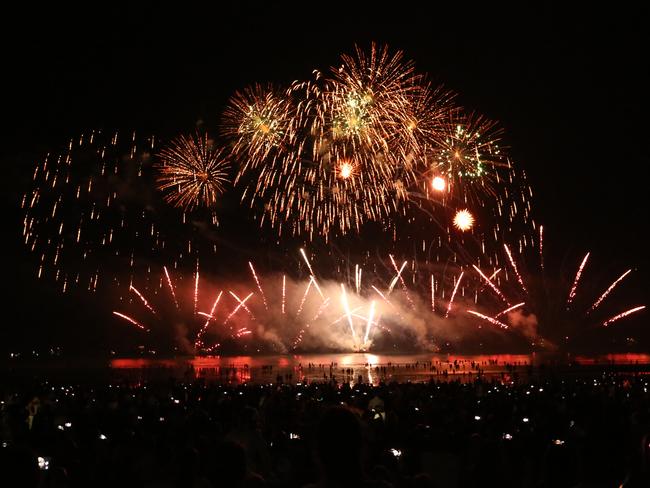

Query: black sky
<box><xmin>1</xmin><ymin>2</ymin><xmax>648</xmax><ymax>350</ymax></box>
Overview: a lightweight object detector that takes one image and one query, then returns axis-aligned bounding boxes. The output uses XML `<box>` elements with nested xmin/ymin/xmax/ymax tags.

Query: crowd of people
<box><xmin>2</xmin><ymin>370</ymin><xmax>650</xmax><ymax>487</ymax></box>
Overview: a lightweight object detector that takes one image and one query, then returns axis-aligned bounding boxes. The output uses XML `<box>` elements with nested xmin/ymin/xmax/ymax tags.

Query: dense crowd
<box><xmin>2</xmin><ymin>371</ymin><xmax>650</xmax><ymax>487</ymax></box>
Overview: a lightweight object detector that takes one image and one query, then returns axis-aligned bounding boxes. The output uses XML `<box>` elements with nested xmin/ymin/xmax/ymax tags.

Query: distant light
<box><xmin>390</xmin><ymin>448</ymin><xmax>402</xmax><ymax>458</ymax></box>
<box><xmin>453</xmin><ymin>209</ymin><xmax>474</xmax><ymax>231</ymax></box>
<box><xmin>64</xmin><ymin>422</ymin><xmax>72</xmax><ymax>428</ymax></box>
<box><xmin>432</xmin><ymin>176</ymin><xmax>446</xmax><ymax>192</ymax></box>
<box><xmin>37</xmin><ymin>457</ymin><xmax>49</xmax><ymax>470</ymax></box>
<box><xmin>474</xmin><ymin>415</ymin><xmax>481</xmax><ymax>421</ymax></box>
<box><xmin>522</xmin><ymin>417</ymin><xmax>529</xmax><ymax>423</ymax></box>
<box><xmin>99</xmin><ymin>434</ymin><xmax>107</xmax><ymax>440</ymax></box>
<box><xmin>503</xmin><ymin>433</ymin><xmax>513</xmax><ymax>440</ymax></box>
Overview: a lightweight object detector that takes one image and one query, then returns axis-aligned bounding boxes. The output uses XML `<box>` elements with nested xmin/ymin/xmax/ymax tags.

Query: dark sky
<box><xmin>1</xmin><ymin>2</ymin><xmax>648</xmax><ymax>351</ymax></box>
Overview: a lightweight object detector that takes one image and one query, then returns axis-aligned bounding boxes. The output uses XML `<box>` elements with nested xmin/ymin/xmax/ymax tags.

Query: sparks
<box><xmin>223</xmin><ymin>292</ymin><xmax>254</xmax><ymax>326</ymax></box>
<box><xmin>473</xmin><ymin>265</ymin><xmax>510</xmax><ymax>304</ymax></box>
<box><xmin>282</xmin><ymin>274</ymin><xmax>286</xmax><ymax>315</ymax></box>
<box><xmin>112</xmin><ymin>311</ymin><xmax>149</xmax><ymax>331</ymax></box>
<box><xmin>363</xmin><ymin>300</ymin><xmax>376</xmax><ymax>343</ymax></box>
<box><xmin>467</xmin><ymin>310</ymin><xmax>509</xmax><ymax>329</ymax></box>
<box><xmin>588</xmin><ymin>270</ymin><xmax>632</xmax><ymax>314</ymax></box>
<box><xmin>539</xmin><ymin>225</ymin><xmax>544</xmax><ymax>270</ymax></box>
<box><xmin>249</xmin><ymin>261</ymin><xmax>269</xmax><ymax>310</ymax></box>
<box><xmin>129</xmin><ymin>285</ymin><xmax>156</xmax><ymax>315</ymax></box>
<box><xmin>296</xmin><ymin>277</ymin><xmax>313</xmax><ymax>317</ymax></box>
<box><xmin>503</xmin><ymin>244</ymin><xmax>528</xmax><ymax>294</ymax></box>
<box><xmin>193</xmin><ymin>266</ymin><xmax>199</xmax><ymax>316</ymax></box>
<box><xmin>340</xmin><ymin>284</ymin><xmax>357</xmax><ymax>342</ymax></box>
<box><xmin>567</xmin><ymin>252</ymin><xmax>590</xmax><ymax>307</ymax></box>
<box><xmin>453</xmin><ymin>209</ymin><xmax>474</xmax><ymax>231</ymax></box>
<box><xmin>431</xmin><ymin>176</ymin><xmax>446</xmax><ymax>192</ymax></box>
<box><xmin>602</xmin><ymin>306</ymin><xmax>646</xmax><ymax>327</ymax></box>
<box><xmin>163</xmin><ymin>266</ymin><xmax>179</xmax><ymax>309</ymax></box>
<box><xmin>494</xmin><ymin>302</ymin><xmax>525</xmax><ymax>319</ymax></box>
<box><xmin>445</xmin><ymin>271</ymin><xmax>464</xmax><ymax>318</ymax></box>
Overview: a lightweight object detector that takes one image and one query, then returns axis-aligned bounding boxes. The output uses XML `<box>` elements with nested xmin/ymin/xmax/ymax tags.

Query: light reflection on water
<box><xmin>109</xmin><ymin>353</ymin><xmax>650</xmax><ymax>386</ymax></box>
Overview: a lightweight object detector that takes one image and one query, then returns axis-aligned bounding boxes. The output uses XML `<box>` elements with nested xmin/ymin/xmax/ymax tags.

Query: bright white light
<box><xmin>432</xmin><ymin>176</ymin><xmax>446</xmax><ymax>192</ymax></box>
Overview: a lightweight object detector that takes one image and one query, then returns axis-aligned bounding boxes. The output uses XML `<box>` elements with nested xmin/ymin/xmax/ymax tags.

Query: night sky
<box><xmin>1</xmin><ymin>3</ymin><xmax>648</xmax><ymax>352</ymax></box>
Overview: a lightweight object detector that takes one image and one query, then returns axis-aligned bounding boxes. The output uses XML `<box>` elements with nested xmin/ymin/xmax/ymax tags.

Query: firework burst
<box><xmin>113</xmin><ymin>266</ymin><xmax>253</xmax><ymax>353</ymax></box>
<box><xmin>222</xmin><ymin>84</ymin><xmax>294</xmax><ymax>167</ymax></box>
<box><xmin>155</xmin><ymin>132</ymin><xmax>231</xmax><ymax>212</ymax></box>
<box><xmin>22</xmin><ymin>130</ymin><xmax>163</xmax><ymax>293</ymax></box>
<box><xmin>465</xmin><ymin>227</ymin><xmax>646</xmax><ymax>349</ymax></box>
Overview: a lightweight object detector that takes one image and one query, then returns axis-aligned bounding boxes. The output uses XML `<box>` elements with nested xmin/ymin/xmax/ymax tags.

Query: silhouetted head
<box><xmin>315</xmin><ymin>406</ymin><xmax>364</xmax><ymax>483</ymax></box>
<box><xmin>0</xmin><ymin>447</ymin><xmax>40</xmax><ymax>488</ymax></box>
<box><xmin>211</xmin><ymin>440</ymin><xmax>247</xmax><ymax>488</ymax></box>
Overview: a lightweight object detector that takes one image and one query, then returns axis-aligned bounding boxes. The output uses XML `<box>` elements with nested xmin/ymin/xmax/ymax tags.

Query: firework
<box><xmin>222</xmin><ymin>84</ymin><xmax>294</xmax><ymax>166</ymax></box>
<box><xmin>602</xmin><ymin>306</ymin><xmax>646</xmax><ymax>327</ymax></box>
<box><xmin>474</xmin><ymin>231</ymin><xmax>646</xmax><ymax>348</ymax></box>
<box><xmin>453</xmin><ymin>209</ymin><xmax>475</xmax><ymax>231</ymax></box>
<box><xmin>467</xmin><ymin>310</ymin><xmax>509</xmax><ymax>329</ymax></box>
<box><xmin>432</xmin><ymin>112</ymin><xmax>507</xmax><ymax>198</ymax></box>
<box><xmin>445</xmin><ymin>271</ymin><xmax>464</xmax><ymax>318</ymax></box>
<box><xmin>567</xmin><ymin>253</ymin><xmax>590</xmax><ymax>308</ymax></box>
<box><xmin>22</xmin><ymin>131</ymin><xmax>161</xmax><ymax>293</ymax></box>
<box><xmin>23</xmin><ymin>130</ymin><xmax>227</xmax><ymax>296</ymax></box>
<box><xmin>431</xmin><ymin>176</ymin><xmax>446</xmax><ymax>192</ymax></box>
<box><xmin>155</xmin><ymin>132</ymin><xmax>231</xmax><ymax>212</ymax></box>
<box><xmin>231</xmin><ymin>44</ymin><xmax>431</xmax><ymax>238</ymax></box>
<box><xmin>114</xmin><ymin>267</ymin><xmax>253</xmax><ymax>353</ymax></box>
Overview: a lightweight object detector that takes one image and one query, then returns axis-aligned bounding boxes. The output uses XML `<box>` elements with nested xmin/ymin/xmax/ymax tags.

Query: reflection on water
<box><xmin>108</xmin><ymin>353</ymin><xmax>650</xmax><ymax>386</ymax></box>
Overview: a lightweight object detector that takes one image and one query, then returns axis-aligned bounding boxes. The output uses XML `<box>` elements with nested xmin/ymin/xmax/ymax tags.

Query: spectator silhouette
<box><xmin>208</xmin><ymin>440</ymin><xmax>247</xmax><ymax>488</ymax></box>
<box><xmin>307</xmin><ymin>406</ymin><xmax>389</xmax><ymax>488</ymax></box>
<box><xmin>0</xmin><ymin>446</ymin><xmax>39</xmax><ymax>488</ymax></box>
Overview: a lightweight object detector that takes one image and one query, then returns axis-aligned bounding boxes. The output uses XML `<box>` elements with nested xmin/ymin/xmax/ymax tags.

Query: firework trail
<box><xmin>195</xmin><ymin>291</ymin><xmax>223</xmax><ymax>344</ymax></box>
<box><xmin>539</xmin><ymin>225</ymin><xmax>544</xmax><ymax>270</ymax></box>
<box><xmin>112</xmin><ymin>311</ymin><xmax>149</xmax><ymax>331</ymax></box>
<box><xmin>364</xmin><ymin>300</ymin><xmax>376</xmax><ymax>343</ymax></box>
<box><xmin>228</xmin><ymin>291</ymin><xmax>255</xmax><ymax>321</ymax></box>
<box><xmin>340</xmin><ymin>284</ymin><xmax>358</xmax><ymax>342</ymax></box>
<box><xmin>445</xmin><ymin>271</ymin><xmax>464</xmax><ymax>318</ymax></box>
<box><xmin>248</xmin><ymin>262</ymin><xmax>269</xmax><ymax>310</ymax></box>
<box><xmin>299</xmin><ymin>248</ymin><xmax>324</xmax><ymax>298</ymax></box>
<box><xmin>430</xmin><ymin>274</ymin><xmax>435</xmax><ymax>312</ymax></box>
<box><xmin>193</xmin><ymin>264</ymin><xmax>200</xmax><ymax>315</ymax></box>
<box><xmin>486</xmin><ymin>231</ymin><xmax>644</xmax><ymax>347</ymax></box>
<box><xmin>602</xmin><ymin>306</ymin><xmax>646</xmax><ymax>327</ymax></box>
<box><xmin>389</xmin><ymin>254</ymin><xmax>414</xmax><ymax>307</ymax></box>
<box><xmin>129</xmin><ymin>285</ymin><xmax>156</xmax><ymax>315</ymax></box>
<box><xmin>494</xmin><ymin>302</ymin><xmax>525</xmax><ymax>319</ymax></box>
<box><xmin>587</xmin><ymin>269</ymin><xmax>632</xmax><ymax>314</ymax></box>
<box><xmin>388</xmin><ymin>260</ymin><xmax>407</xmax><ymax>294</ymax></box>
<box><xmin>292</xmin><ymin>297</ymin><xmax>331</xmax><ymax>348</ymax></box>
<box><xmin>503</xmin><ymin>244</ymin><xmax>528</xmax><ymax>294</ymax></box>
<box><xmin>296</xmin><ymin>277</ymin><xmax>313</xmax><ymax>317</ymax></box>
<box><xmin>472</xmin><ymin>265</ymin><xmax>510</xmax><ymax>305</ymax></box>
<box><xmin>163</xmin><ymin>266</ymin><xmax>179</xmax><ymax>309</ymax></box>
<box><xmin>567</xmin><ymin>252</ymin><xmax>590</xmax><ymax>307</ymax></box>
<box><xmin>467</xmin><ymin>310</ymin><xmax>509</xmax><ymax>329</ymax></box>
